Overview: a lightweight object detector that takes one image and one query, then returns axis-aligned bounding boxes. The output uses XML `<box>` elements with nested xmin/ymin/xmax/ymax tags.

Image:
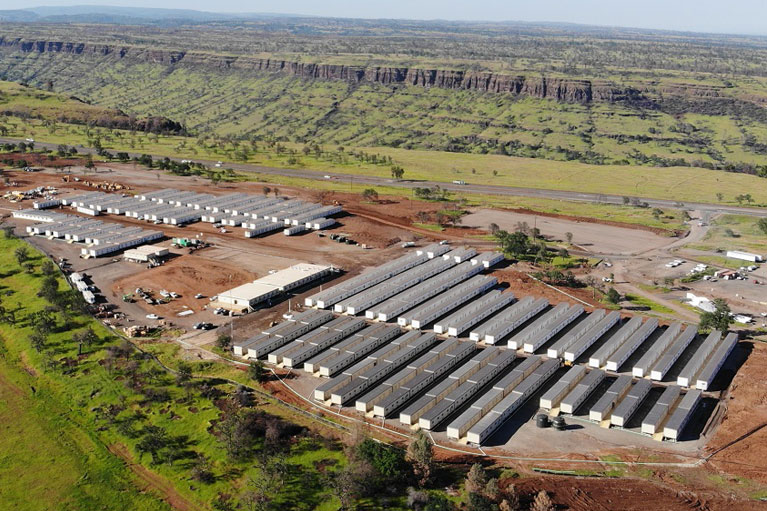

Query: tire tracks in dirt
<box><xmin>107</xmin><ymin>443</ymin><xmax>206</xmax><ymax>511</ymax></box>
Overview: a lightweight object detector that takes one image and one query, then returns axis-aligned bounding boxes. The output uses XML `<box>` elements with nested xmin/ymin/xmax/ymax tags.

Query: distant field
<box><xmin>3</xmin><ymin>111</ymin><xmax>767</xmax><ymax>208</ymax></box>
<box><xmin>686</xmin><ymin>215</ymin><xmax>767</xmax><ymax>254</ymax></box>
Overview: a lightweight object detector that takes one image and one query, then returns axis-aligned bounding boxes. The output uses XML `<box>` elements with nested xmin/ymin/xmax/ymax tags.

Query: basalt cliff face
<box><xmin>0</xmin><ymin>37</ymin><xmax>686</xmax><ymax>105</ymax></box>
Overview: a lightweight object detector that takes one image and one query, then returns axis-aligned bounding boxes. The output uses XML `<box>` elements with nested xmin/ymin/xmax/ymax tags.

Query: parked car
<box><xmin>146</xmin><ymin>314</ymin><xmax>160</xmax><ymax>320</ymax></box>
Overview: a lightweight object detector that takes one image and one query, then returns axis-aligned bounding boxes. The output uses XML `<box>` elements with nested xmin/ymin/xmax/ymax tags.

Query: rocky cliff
<box><xmin>0</xmin><ymin>37</ymin><xmax>723</xmax><ymax>105</ymax></box>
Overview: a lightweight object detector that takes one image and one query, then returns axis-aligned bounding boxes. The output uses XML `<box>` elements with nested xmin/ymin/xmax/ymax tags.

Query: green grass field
<box><xmin>0</xmin><ymin>240</ymin><xmax>170</xmax><ymax>511</ymax></box>
<box><xmin>624</xmin><ymin>294</ymin><xmax>675</xmax><ymax>314</ymax></box>
<box><xmin>8</xmin><ymin>112</ymin><xmax>767</xmax><ymax>206</ymax></box>
<box><xmin>0</xmin><ymin>235</ymin><xmax>353</xmax><ymax>510</ymax></box>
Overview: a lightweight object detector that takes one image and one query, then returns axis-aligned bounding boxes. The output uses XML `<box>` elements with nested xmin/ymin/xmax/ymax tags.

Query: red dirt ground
<box><xmin>704</xmin><ymin>341</ymin><xmax>767</xmax><ymax>485</ymax></box>
<box><xmin>501</xmin><ymin>475</ymin><xmax>764</xmax><ymax>511</ymax></box>
<box><xmin>111</xmin><ymin>254</ymin><xmax>256</xmax><ymax>317</ymax></box>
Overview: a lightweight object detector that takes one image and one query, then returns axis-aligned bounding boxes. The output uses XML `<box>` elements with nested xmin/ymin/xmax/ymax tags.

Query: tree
<box><xmin>30</xmin><ymin>309</ymin><xmax>56</xmax><ymax>335</ymax></box>
<box><xmin>757</xmin><ymin>218</ymin><xmax>767</xmax><ymax>235</ymax></box>
<box><xmin>499</xmin><ymin>485</ymin><xmax>521</xmax><ymax>511</ymax></box>
<box><xmin>716</xmin><ymin>192</ymin><xmax>724</xmax><ymax>202</ymax></box>
<box><xmin>465</xmin><ymin>463</ymin><xmax>488</xmax><ymax>494</ymax></box>
<box><xmin>29</xmin><ymin>331</ymin><xmax>46</xmax><ymax>353</ymax></box>
<box><xmin>531</xmin><ymin>490</ymin><xmax>555</xmax><ymax>511</ymax></box>
<box><xmin>73</xmin><ymin>327</ymin><xmax>98</xmax><ymax>352</ymax></box>
<box><xmin>488</xmin><ymin>223</ymin><xmax>500</xmax><ymax>234</ymax></box>
<box><xmin>14</xmin><ymin>246</ymin><xmax>28</xmax><ymax>265</ymax></box>
<box><xmin>190</xmin><ymin>453</ymin><xmax>215</xmax><ymax>484</ymax></box>
<box><xmin>356</xmin><ymin>438</ymin><xmax>408</xmax><ymax>484</ymax></box>
<box><xmin>606</xmin><ymin>287</ymin><xmax>621</xmax><ymax>304</ymax></box>
<box><xmin>565</xmin><ymin>231</ymin><xmax>573</xmax><ymax>244</ymax></box>
<box><xmin>176</xmin><ymin>363</ymin><xmax>193</xmax><ymax>385</ymax></box>
<box><xmin>136</xmin><ymin>425</ymin><xmax>169</xmax><ymax>465</ymax></box>
<box><xmin>467</xmin><ymin>493</ymin><xmax>495</xmax><ymax>511</ymax></box>
<box><xmin>38</xmin><ymin>275</ymin><xmax>60</xmax><ymax>303</ymax></box>
<box><xmin>2</xmin><ymin>225</ymin><xmax>14</xmax><ymax>239</ymax></box>
<box><xmin>216</xmin><ymin>334</ymin><xmax>232</xmax><ymax>349</ymax></box>
<box><xmin>484</xmin><ymin>478</ymin><xmax>500</xmax><ymax>502</ymax></box>
<box><xmin>362</xmin><ymin>188</ymin><xmax>379</xmax><ymax>202</ymax></box>
<box><xmin>699</xmin><ymin>298</ymin><xmax>733</xmax><ymax>333</ymax></box>
<box><xmin>41</xmin><ymin>260</ymin><xmax>56</xmax><ymax>276</ymax></box>
<box><xmin>248</xmin><ymin>360</ymin><xmax>267</xmax><ymax>383</ymax></box>
<box><xmin>262</xmin><ymin>186</ymin><xmax>271</xmax><ymax>196</ymax></box>
<box><xmin>391</xmin><ymin>166</ymin><xmax>405</xmax><ymax>180</ymax></box>
<box><xmin>241</xmin><ymin>454</ymin><xmax>288</xmax><ymax>511</ymax></box>
<box><xmin>406</xmin><ymin>430</ymin><xmax>434</xmax><ymax>487</ymax></box>
<box><xmin>495</xmin><ymin>230</ymin><xmax>530</xmax><ymax>259</ymax></box>
<box><xmin>273</xmin><ymin>187</ymin><xmax>280</xmax><ymax>198</ymax></box>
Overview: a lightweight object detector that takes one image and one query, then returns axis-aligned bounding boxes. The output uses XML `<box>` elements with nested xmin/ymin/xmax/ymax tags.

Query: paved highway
<box><xmin>6</xmin><ymin>137</ymin><xmax>767</xmax><ymax>218</ymax></box>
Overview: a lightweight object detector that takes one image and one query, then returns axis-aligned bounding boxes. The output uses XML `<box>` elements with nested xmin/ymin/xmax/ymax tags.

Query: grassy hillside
<box><xmin>0</xmin><ymin>80</ymin><xmax>184</xmax><ymax>134</ymax></box>
<box><xmin>0</xmin><ymin>234</ymin><xmax>357</xmax><ymax>510</ymax></box>
<box><xmin>2</xmin><ymin>55</ymin><xmax>767</xmax><ymax>177</ymax></box>
<box><xmin>1</xmin><ymin>21</ymin><xmax>767</xmax><ymax>179</ymax></box>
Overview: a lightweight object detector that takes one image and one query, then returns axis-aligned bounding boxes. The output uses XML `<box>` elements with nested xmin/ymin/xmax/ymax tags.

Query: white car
<box><xmin>146</xmin><ymin>314</ymin><xmax>160</xmax><ymax>320</ymax></box>
<box><xmin>195</xmin><ymin>293</ymin><xmax>204</xmax><ymax>299</ymax></box>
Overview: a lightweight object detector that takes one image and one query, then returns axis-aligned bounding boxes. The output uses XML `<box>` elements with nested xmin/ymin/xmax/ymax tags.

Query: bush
<box><xmin>356</xmin><ymin>438</ymin><xmax>408</xmax><ymax>484</ymax></box>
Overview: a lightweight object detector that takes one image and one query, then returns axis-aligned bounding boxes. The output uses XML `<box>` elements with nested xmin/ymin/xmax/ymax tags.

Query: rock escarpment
<box><xmin>0</xmin><ymin>37</ymin><xmax>725</xmax><ymax>105</ymax></box>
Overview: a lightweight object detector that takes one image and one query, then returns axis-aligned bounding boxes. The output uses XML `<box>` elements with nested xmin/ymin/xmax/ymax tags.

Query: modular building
<box><xmin>13</xmin><ymin>209</ymin><xmax>68</xmax><ymax>223</ymax></box>
<box><xmin>80</xmin><ymin>230</ymin><xmax>163</xmax><ymax>258</ymax></box>
<box><xmin>33</xmin><ymin>198</ymin><xmax>61</xmax><ymax>209</ymax></box>
<box><xmin>726</xmin><ymin>250</ymin><xmax>763</xmax><ymax>263</ymax></box>
<box><xmin>217</xmin><ymin>264</ymin><xmax>331</xmax><ymax>312</ymax></box>
<box><xmin>123</xmin><ymin>245</ymin><xmax>170</xmax><ymax>263</ymax></box>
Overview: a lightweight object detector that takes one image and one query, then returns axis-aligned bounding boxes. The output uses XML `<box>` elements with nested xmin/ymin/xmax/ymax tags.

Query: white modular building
<box><xmin>726</xmin><ymin>250</ymin><xmax>763</xmax><ymax>262</ymax></box>
<box><xmin>217</xmin><ymin>264</ymin><xmax>331</xmax><ymax>311</ymax></box>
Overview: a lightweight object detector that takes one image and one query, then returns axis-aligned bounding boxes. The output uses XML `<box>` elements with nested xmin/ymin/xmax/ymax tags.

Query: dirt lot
<box><xmin>463</xmin><ymin>209</ymin><xmax>673</xmax><ymax>256</ymax></box>
<box><xmin>111</xmin><ymin>252</ymin><xmax>257</xmax><ymax>317</ymax></box>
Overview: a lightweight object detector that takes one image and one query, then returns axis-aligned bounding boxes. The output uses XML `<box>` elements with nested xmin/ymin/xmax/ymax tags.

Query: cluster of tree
<box><xmin>213</xmin><ymin>393</ymin><xmax>302</xmax><ymax>461</ymax></box>
<box><xmin>4</xmin><ymin>249</ymin><xmax>90</xmax><ymax>354</ymax></box>
<box><xmin>1</xmin><ymin>142</ymin><xmax>34</xmax><ymax>152</ymax></box>
<box><xmin>531</xmin><ymin>269</ymin><xmax>582</xmax><ymax>288</ymax></box>
<box><xmin>414</xmin><ymin>186</ymin><xmax>452</xmax><ymax>201</ymax></box>
<box><xmin>699</xmin><ymin>298</ymin><xmax>733</xmax><ymax>333</ymax></box>
<box><xmin>494</xmin><ymin>230</ymin><xmax>551</xmax><ymax>264</ymax></box>
<box><xmin>323</xmin><ymin>428</ymin><xmax>436</xmax><ymax>510</ymax></box>
<box><xmin>1</xmin><ymin>105</ymin><xmax>187</xmax><ymax>135</ymax></box>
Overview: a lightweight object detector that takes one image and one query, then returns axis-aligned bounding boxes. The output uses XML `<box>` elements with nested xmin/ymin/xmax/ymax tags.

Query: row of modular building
<box><xmin>13</xmin><ymin>209</ymin><xmax>164</xmax><ymax>258</ymax></box>
<box><xmin>229</xmin><ymin>244</ymin><xmax>738</xmax><ymax>446</ymax></box>
<box><xmin>58</xmin><ymin>189</ymin><xmax>344</xmax><ymax>235</ymax></box>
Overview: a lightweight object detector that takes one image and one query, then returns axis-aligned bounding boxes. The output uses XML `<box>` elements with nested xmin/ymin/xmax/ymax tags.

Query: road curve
<box><xmin>6</xmin><ymin>137</ymin><xmax>767</xmax><ymax>218</ymax></box>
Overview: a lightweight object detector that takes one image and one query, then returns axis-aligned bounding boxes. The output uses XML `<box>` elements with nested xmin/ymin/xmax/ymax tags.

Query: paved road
<box><xmin>8</xmin><ymin>137</ymin><xmax>767</xmax><ymax>218</ymax></box>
